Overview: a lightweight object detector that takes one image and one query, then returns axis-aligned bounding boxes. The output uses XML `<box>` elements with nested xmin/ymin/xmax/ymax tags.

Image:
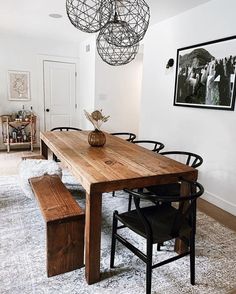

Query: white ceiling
<box><xmin>0</xmin><ymin>0</ymin><xmax>211</xmax><ymax>42</ymax></box>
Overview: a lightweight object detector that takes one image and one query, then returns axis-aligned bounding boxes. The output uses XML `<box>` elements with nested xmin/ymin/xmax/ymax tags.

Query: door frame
<box><xmin>37</xmin><ymin>54</ymin><xmax>79</xmax><ymax>132</ymax></box>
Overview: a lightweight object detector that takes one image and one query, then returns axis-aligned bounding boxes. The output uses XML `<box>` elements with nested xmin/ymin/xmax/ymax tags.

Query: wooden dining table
<box><xmin>40</xmin><ymin>131</ymin><xmax>198</xmax><ymax>285</ymax></box>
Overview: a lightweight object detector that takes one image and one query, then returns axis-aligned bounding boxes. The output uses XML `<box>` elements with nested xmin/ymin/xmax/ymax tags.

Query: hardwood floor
<box><xmin>198</xmin><ymin>198</ymin><xmax>236</xmax><ymax>232</ymax></box>
<box><xmin>0</xmin><ymin>148</ymin><xmax>40</xmax><ymax>176</ymax></box>
<box><xmin>0</xmin><ymin>149</ymin><xmax>235</xmax><ymax>232</ymax></box>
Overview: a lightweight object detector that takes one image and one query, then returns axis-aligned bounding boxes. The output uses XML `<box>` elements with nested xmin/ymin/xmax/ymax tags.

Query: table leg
<box><xmin>40</xmin><ymin>139</ymin><xmax>48</xmax><ymax>159</ymax></box>
<box><xmin>174</xmin><ymin>181</ymin><xmax>190</xmax><ymax>254</ymax></box>
<box><xmin>85</xmin><ymin>192</ymin><xmax>102</xmax><ymax>284</ymax></box>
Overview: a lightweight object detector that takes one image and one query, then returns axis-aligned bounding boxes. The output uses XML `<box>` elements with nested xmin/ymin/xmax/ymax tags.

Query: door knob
<box><xmin>46</xmin><ymin>108</ymin><xmax>50</xmax><ymax>112</ymax></box>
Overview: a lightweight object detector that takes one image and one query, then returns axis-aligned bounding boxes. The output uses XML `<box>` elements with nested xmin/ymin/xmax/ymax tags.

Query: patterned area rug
<box><xmin>0</xmin><ymin>173</ymin><xmax>235</xmax><ymax>294</ymax></box>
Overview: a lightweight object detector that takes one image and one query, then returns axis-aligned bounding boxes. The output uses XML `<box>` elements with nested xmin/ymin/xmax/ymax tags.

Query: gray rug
<box><xmin>0</xmin><ymin>173</ymin><xmax>235</xmax><ymax>294</ymax></box>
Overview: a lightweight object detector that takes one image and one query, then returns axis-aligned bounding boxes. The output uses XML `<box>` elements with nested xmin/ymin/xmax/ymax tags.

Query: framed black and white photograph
<box><xmin>8</xmin><ymin>70</ymin><xmax>31</xmax><ymax>101</ymax></box>
<box><xmin>174</xmin><ymin>36</ymin><xmax>236</xmax><ymax>110</ymax></box>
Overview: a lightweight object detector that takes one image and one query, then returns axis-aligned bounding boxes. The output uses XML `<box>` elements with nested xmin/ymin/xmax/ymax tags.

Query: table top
<box><xmin>40</xmin><ymin>131</ymin><xmax>197</xmax><ymax>194</ymax></box>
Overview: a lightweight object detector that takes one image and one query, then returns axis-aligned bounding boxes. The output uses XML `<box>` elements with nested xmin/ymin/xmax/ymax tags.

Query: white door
<box><xmin>44</xmin><ymin>61</ymin><xmax>76</xmax><ymax>131</ymax></box>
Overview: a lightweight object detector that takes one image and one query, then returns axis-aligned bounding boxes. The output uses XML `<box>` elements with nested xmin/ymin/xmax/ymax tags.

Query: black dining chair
<box><xmin>124</xmin><ymin>140</ymin><xmax>165</xmax><ymax>210</ymax></box>
<box><xmin>145</xmin><ymin>151</ymin><xmax>203</xmax><ymax>250</ymax></box>
<box><xmin>132</xmin><ymin>140</ymin><xmax>165</xmax><ymax>153</ymax></box>
<box><xmin>51</xmin><ymin>127</ymin><xmax>82</xmax><ymax>161</ymax></box>
<box><xmin>110</xmin><ymin>132</ymin><xmax>136</xmax><ymax>142</ymax></box>
<box><xmin>147</xmin><ymin>151</ymin><xmax>203</xmax><ymax>196</ymax></box>
<box><xmin>128</xmin><ymin>151</ymin><xmax>203</xmax><ymax>210</ymax></box>
<box><xmin>110</xmin><ymin>180</ymin><xmax>204</xmax><ymax>294</ymax></box>
<box><xmin>51</xmin><ymin>127</ymin><xmax>82</xmax><ymax>132</ymax></box>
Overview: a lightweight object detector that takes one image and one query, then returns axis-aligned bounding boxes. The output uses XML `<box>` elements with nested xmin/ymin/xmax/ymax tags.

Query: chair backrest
<box><xmin>125</xmin><ymin>180</ymin><xmax>204</xmax><ymax>238</ymax></box>
<box><xmin>111</xmin><ymin>132</ymin><xmax>136</xmax><ymax>142</ymax></box>
<box><xmin>160</xmin><ymin>151</ymin><xmax>203</xmax><ymax>168</ymax></box>
<box><xmin>132</xmin><ymin>140</ymin><xmax>165</xmax><ymax>153</ymax></box>
<box><xmin>51</xmin><ymin>127</ymin><xmax>82</xmax><ymax>131</ymax></box>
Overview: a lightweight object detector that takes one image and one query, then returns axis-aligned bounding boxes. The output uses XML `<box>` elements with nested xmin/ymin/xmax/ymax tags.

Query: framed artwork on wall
<box><xmin>174</xmin><ymin>35</ymin><xmax>236</xmax><ymax>110</ymax></box>
<box><xmin>8</xmin><ymin>70</ymin><xmax>31</xmax><ymax>101</ymax></box>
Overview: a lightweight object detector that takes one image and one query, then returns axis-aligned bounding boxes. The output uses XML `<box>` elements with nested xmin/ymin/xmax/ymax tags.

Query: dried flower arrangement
<box><xmin>84</xmin><ymin>109</ymin><xmax>110</xmax><ymax>131</ymax></box>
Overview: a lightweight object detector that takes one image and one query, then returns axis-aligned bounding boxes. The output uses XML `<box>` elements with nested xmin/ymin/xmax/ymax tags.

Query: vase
<box><xmin>88</xmin><ymin>129</ymin><xmax>106</xmax><ymax>147</ymax></box>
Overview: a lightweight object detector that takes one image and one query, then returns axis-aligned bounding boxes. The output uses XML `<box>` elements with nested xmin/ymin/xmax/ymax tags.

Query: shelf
<box><xmin>1</xmin><ymin>114</ymin><xmax>37</xmax><ymax>152</ymax></box>
<box><xmin>3</xmin><ymin>142</ymin><xmax>36</xmax><ymax>146</ymax></box>
<box><xmin>8</xmin><ymin>121</ymin><xmax>30</xmax><ymax>128</ymax></box>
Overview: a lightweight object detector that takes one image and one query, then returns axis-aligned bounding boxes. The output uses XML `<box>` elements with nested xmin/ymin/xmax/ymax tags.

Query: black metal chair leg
<box><xmin>146</xmin><ymin>241</ymin><xmax>153</xmax><ymax>294</ymax></box>
<box><xmin>110</xmin><ymin>211</ymin><xmax>118</xmax><ymax>268</ymax></box>
<box><xmin>128</xmin><ymin>194</ymin><xmax>132</xmax><ymax>211</ymax></box>
<box><xmin>112</xmin><ymin>191</ymin><xmax>115</xmax><ymax>197</ymax></box>
<box><xmin>128</xmin><ymin>189</ymin><xmax>142</xmax><ymax>211</ymax></box>
<box><xmin>193</xmin><ymin>201</ymin><xmax>197</xmax><ymax>235</ymax></box>
<box><xmin>53</xmin><ymin>153</ymin><xmax>58</xmax><ymax>162</ymax></box>
<box><xmin>157</xmin><ymin>243</ymin><xmax>162</xmax><ymax>251</ymax></box>
<box><xmin>190</xmin><ymin>231</ymin><xmax>195</xmax><ymax>285</ymax></box>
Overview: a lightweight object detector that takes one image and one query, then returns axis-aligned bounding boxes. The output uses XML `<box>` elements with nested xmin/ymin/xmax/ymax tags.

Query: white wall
<box><xmin>77</xmin><ymin>36</ymin><xmax>96</xmax><ymax>130</ymax></box>
<box><xmin>140</xmin><ymin>0</ymin><xmax>236</xmax><ymax>215</ymax></box>
<box><xmin>0</xmin><ymin>31</ymin><xmax>143</xmax><ymax>146</ymax></box>
<box><xmin>0</xmin><ymin>32</ymin><xmax>81</xmax><ymax>148</ymax></box>
<box><xmin>78</xmin><ymin>35</ymin><xmax>143</xmax><ymax>135</ymax></box>
<box><xmin>95</xmin><ymin>49</ymin><xmax>143</xmax><ymax>135</ymax></box>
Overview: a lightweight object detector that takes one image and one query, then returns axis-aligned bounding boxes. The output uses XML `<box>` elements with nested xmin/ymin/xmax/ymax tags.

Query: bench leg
<box><xmin>47</xmin><ymin>218</ymin><xmax>85</xmax><ymax>277</ymax></box>
<box><xmin>85</xmin><ymin>192</ymin><xmax>102</xmax><ymax>284</ymax></box>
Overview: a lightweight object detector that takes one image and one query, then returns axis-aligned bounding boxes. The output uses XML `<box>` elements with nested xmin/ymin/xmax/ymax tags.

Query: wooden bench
<box><xmin>29</xmin><ymin>174</ymin><xmax>85</xmax><ymax>277</ymax></box>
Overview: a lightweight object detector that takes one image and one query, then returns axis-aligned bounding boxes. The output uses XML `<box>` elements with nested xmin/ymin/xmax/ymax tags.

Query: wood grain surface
<box><xmin>40</xmin><ymin>131</ymin><xmax>197</xmax><ymax>193</ymax></box>
<box><xmin>30</xmin><ymin>174</ymin><xmax>85</xmax><ymax>277</ymax></box>
<box><xmin>40</xmin><ymin>131</ymin><xmax>198</xmax><ymax>284</ymax></box>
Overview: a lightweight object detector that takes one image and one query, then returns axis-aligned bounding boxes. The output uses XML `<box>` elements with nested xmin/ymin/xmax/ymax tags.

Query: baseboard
<box><xmin>203</xmin><ymin>190</ymin><xmax>236</xmax><ymax>216</ymax></box>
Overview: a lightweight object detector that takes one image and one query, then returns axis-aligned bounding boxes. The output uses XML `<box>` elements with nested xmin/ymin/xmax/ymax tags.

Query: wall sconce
<box><xmin>166</xmin><ymin>58</ymin><xmax>174</xmax><ymax>68</ymax></box>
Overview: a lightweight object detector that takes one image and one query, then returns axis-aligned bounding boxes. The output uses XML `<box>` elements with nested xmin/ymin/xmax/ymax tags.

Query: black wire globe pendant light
<box><xmin>96</xmin><ymin>28</ymin><xmax>139</xmax><ymax>66</ymax></box>
<box><xmin>102</xmin><ymin>12</ymin><xmax>138</xmax><ymax>48</ymax></box>
<box><xmin>66</xmin><ymin>0</ymin><xmax>113</xmax><ymax>33</ymax></box>
<box><xmin>104</xmin><ymin>0</ymin><xmax>150</xmax><ymax>47</ymax></box>
<box><xmin>66</xmin><ymin>0</ymin><xmax>150</xmax><ymax>66</ymax></box>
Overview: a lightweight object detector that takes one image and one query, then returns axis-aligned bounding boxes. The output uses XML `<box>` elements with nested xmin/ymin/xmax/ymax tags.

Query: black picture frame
<box><xmin>174</xmin><ymin>35</ymin><xmax>236</xmax><ymax>111</ymax></box>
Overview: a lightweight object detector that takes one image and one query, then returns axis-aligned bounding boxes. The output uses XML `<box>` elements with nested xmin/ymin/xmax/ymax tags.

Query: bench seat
<box><xmin>29</xmin><ymin>174</ymin><xmax>85</xmax><ymax>277</ymax></box>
